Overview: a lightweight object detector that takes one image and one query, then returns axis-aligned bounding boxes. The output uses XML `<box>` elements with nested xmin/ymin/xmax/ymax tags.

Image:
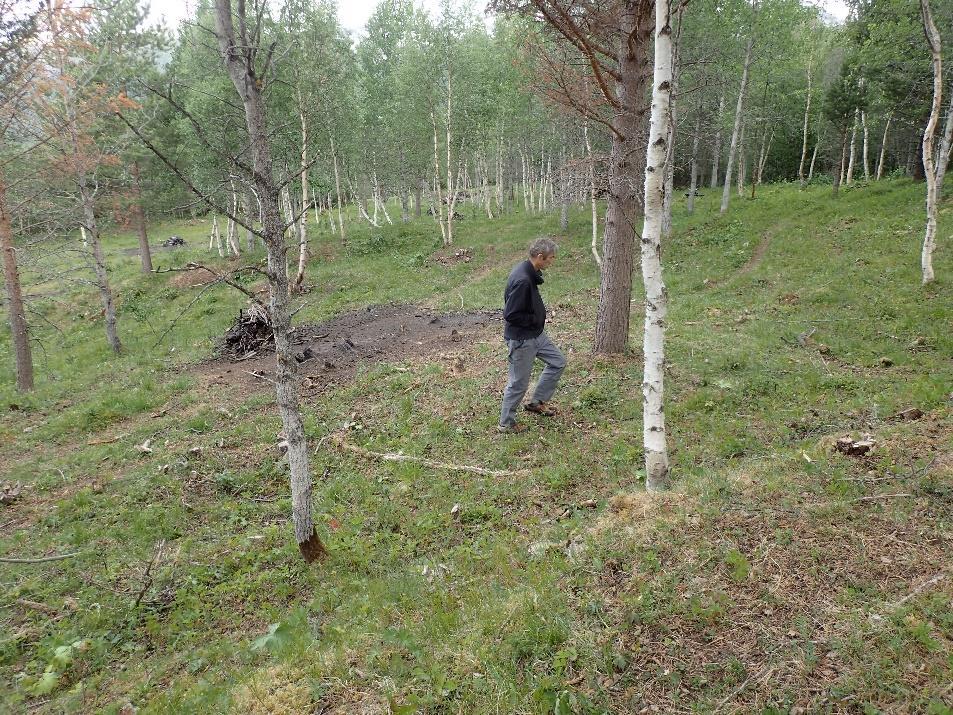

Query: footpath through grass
<box><xmin>0</xmin><ymin>180</ymin><xmax>950</xmax><ymax>713</ymax></box>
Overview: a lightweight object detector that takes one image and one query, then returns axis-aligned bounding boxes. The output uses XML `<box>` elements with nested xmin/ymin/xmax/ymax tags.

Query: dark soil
<box><xmin>201</xmin><ymin>303</ymin><xmax>502</xmax><ymax>393</ymax></box>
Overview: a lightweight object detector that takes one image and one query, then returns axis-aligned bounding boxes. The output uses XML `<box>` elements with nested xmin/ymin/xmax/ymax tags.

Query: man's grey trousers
<box><xmin>499</xmin><ymin>332</ymin><xmax>566</xmax><ymax>427</ymax></box>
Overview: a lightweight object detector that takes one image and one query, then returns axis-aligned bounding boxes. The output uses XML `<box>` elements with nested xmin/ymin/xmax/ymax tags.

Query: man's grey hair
<box><xmin>528</xmin><ymin>237</ymin><xmax>558</xmax><ymax>258</ymax></box>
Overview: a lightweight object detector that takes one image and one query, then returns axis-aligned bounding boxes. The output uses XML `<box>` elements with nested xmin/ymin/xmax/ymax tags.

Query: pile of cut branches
<box><xmin>219</xmin><ymin>304</ymin><xmax>273</xmax><ymax>358</ymax></box>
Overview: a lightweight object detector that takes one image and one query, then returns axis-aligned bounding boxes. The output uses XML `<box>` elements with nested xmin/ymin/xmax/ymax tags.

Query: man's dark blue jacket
<box><xmin>503</xmin><ymin>260</ymin><xmax>546</xmax><ymax>340</ymax></box>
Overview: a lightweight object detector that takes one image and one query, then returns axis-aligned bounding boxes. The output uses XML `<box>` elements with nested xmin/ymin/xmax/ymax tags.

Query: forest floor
<box><xmin>0</xmin><ymin>179</ymin><xmax>951</xmax><ymax>714</ymax></box>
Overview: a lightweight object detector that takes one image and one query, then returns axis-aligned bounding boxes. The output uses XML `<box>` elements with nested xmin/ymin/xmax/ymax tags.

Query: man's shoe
<box><xmin>497</xmin><ymin>422</ymin><xmax>528</xmax><ymax>434</ymax></box>
<box><xmin>525</xmin><ymin>401</ymin><xmax>558</xmax><ymax>416</ymax></box>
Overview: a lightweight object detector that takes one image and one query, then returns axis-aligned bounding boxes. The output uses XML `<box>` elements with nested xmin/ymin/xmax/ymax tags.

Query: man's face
<box><xmin>538</xmin><ymin>252</ymin><xmax>556</xmax><ymax>270</ymax></box>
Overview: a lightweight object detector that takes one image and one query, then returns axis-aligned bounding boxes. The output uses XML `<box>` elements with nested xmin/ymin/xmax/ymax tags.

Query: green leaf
<box><xmin>30</xmin><ymin>670</ymin><xmax>59</xmax><ymax>696</ymax></box>
<box><xmin>250</xmin><ymin>621</ymin><xmax>294</xmax><ymax>652</ymax></box>
<box><xmin>50</xmin><ymin>645</ymin><xmax>74</xmax><ymax>670</ymax></box>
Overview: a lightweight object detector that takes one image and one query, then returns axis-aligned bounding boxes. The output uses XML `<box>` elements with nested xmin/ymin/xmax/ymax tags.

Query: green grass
<box><xmin>0</xmin><ymin>179</ymin><xmax>951</xmax><ymax>714</ymax></box>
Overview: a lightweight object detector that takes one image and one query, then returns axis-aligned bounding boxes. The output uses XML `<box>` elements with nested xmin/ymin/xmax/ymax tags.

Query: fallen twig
<box><xmin>332</xmin><ymin>436</ymin><xmax>530</xmax><ymax>477</ymax></box>
<box><xmin>885</xmin><ymin>571</ymin><xmax>948</xmax><ymax>612</ymax></box>
<box><xmin>134</xmin><ymin>539</ymin><xmax>166</xmax><ymax>608</ymax></box>
<box><xmin>0</xmin><ymin>551</ymin><xmax>85</xmax><ymax>564</ymax></box>
<box><xmin>242</xmin><ymin>369</ymin><xmax>277</xmax><ymax>385</ymax></box>
<box><xmin>851</xmin><ymin>493</ymin><xmax>913</xmax><ymax>503</ymax></box>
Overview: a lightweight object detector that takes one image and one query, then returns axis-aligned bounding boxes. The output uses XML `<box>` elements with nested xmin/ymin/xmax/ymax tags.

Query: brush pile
<box><xmin>220</xmin><ymin>304</ymin><xmax>273</xmax><ymax>358</ymax></box>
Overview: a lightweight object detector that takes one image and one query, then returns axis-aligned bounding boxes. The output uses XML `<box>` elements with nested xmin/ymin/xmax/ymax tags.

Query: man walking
<box><xmin>499</xmin><ymin>237</ymin><xmax>566</xmax><ymax>433</ymax></box>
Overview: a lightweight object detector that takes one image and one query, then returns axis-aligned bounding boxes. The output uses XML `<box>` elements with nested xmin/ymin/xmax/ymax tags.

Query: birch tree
<box><xmin>641</xmin><ymin>0</ymin><xmax>673</xmax><ymax>491</ymax></box>
<box><xmin>920</xmin><ymin>0</ymin><xmax>942</xmax><ymax>284</ymax></box>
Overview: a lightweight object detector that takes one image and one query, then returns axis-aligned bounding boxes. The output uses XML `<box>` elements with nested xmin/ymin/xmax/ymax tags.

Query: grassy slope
<box><xmin>0</xmin><ymin>180</ymin><xmax>950</xmax><ymax>714</ymax></box>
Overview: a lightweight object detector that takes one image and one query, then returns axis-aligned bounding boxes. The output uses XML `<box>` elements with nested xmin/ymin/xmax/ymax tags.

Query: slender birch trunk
<box><xmin>920</xmin><ymin>0</ymin><xmax>942</xmax><ymax>284</ymax></box>
<box><xmin>846</xmin><ymin>108</ymin><xmax>858</xmax><ymax>185</ymax></box>
<box><xmin>445</xmin><ymin>70</ymin><xmax>454</xmax><ymax>246</ymax></box>
<box><xmin>244</xmin><ymin>188</ymin><xmax>256</xmax><ymax>250</ymax></box>
<box><xmin>227</xmin><ymin>180</ymin><xmax>241</xmax><ymax>255</ymax></box>
<box><xmin>212</xmin><ymin>214</ymin><xmax>224</xmax><ymax>256</ymax></box>
<box><xmin>328</xmin><ymin>128</ymin><xmax>345</xmax><ymax>245</ymax></box>
<box><xmin>430</xmin><ymin>109</ymin><xmax>447</xmax><ymax>244</ymax></box>
<box><xmin>293</xmin><ymin>95</ymin><xmax>309</xmax><ymax>292</ymax></box>
<box><xmin>0</xmin><ymin>168</ymin><xmax>33</xmax><ymax>391</ymax></box>
<box><xmin>721</xmin><ymin>35</ymin><xmax>754</xmax><ymax>214</ymax></box>
<box><xmin>710</xmin><ymin>94</ymin><xmax>724</xmax><ymax>188</ymax></box>
<box><xmin>798</xmin><ymin>53</ymin><xmax>813</xmax><ymax>188</ymax></box>
<box><xmin>808</xmin><ymin>140</ymin><xmax>819</xmax><ymax>183</ymax></box>
<box><xmin>641</xmin><ymin>0</ymin><xmax>672</xmax><ymax>491</ymax></box>
<box><xmin>877</xmin><ymin>113</ymin><xmax>892</xmax><ymax>180</ymax></box>
<box><xmin>833</xmin><ymin>130</ymin><xmax>847</xmax><ymax>198</ymax></box>
<box><xmin>861</xmin><ymin>111</ymin><xmax>871</xmax><ymax>182</ymax></box>
<box><xmin>687</xmin><ymin>109</ymin><xmax>702</xmax><ymax>214</ymax></box>
<box><xmin>934</xmin><ymin>89</ymin><xmax>953</xmax><ymax>195</ymax></box>
<box><xmin>736</xmin><ymin>120</ymin><xmax>746</xmax><ymax>197</ymax></box>
<box><xmin>131</xmin><ymin>162</ymin><xmax>152</xmax><ymax>273</ymax></box>
<box><xmin>214</xmin><ymin>0</ymin><xmax>325</xmax><ymax>561</ymax></box>
<box><xmin>583</xmin><ymin>120</ymin><xmax>602</xmax><ymax>267</ymax></box>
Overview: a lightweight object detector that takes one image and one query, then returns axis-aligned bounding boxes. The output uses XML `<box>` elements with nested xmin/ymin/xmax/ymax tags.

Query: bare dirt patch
<box><xmin>200</xmin><ymin>303</ymin><xmax>502</xmax><ymax>393</ymax></box>
<box><xmin>167</xmin><ymin>266</ymin><xmax>218</xmax><ymax>289</ymax></box>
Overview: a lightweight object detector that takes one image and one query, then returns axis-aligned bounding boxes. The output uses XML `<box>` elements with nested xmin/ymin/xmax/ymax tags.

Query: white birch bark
<box><xmin>430</xmin><ymin>109</ymin><xmax>447</xmax><ymax>243</ymax></box>
<box><xmin>711</xmin><ymin>94</ymin><xmax>724</xmax><ymax>188</ymax></box>
<box><xmin>687</xmin><ymin>109</ymin><xmax>701</xmax><ymax>214</ymax></box>
<box><xmin>808</xmin><ymin>140</ymin><xmax>819</xmax><ymax>183</ymax></box>
<box><xmin>294</xmin><ymin>95</ymin><xmax>308</xmax><ymax>292</ymax></box>
<box><xmin>641</xmin><ymin>0</ymin><xmax>673</xmax><ymax>492</ymax></box>
<box><xmin>877</xmin><ymin>113</ymin><xmax>892</xmax><ymax>180</ymax></box>
<box><xmin>920</xmin><ymin>0</ymin><xmax>942</xmax><ymax>284</ymax></box>
<box><xmin>934</xmin><ymin>89</ymin><xmax>953</xmax><ymax>194</ymax></box>
<box><xmin>583</xmin><ymin>120</ymin><xmax>601</xmax><ymax>266</ymax></box>
<box><xmin>798</xmin><ymin>52</ymin><xmax>813</xmax><ymax>188</ymax></box>
<box><xmin>861</xmin><ymin>111</ymin><xmax>871</xmax><ymax>182</ymax></box>
<box><xmin>720</xmin><ymin>36</ymin><xmax>754</xmax><ymax>214</ymax></box>
<box><xmin>846</xmin><ymin>108</ymin><xmax>858</xmax><ymax>185</ymax></box>
<box><xmin>329</xmin><ymin>130</ymin><xmax>345</xmax><ymax>244</ymax></box>
<box><xmin>736</xmin><ymin>120</ymin><xmax>746</xmax><ymax>197</ymax></box>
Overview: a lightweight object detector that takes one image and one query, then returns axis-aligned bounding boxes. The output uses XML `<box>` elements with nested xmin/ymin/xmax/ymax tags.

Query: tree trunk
<box><xmin>583</xmin><ymin>120</ymin><xmax>602</xmax><ymax>267</ymax></box>
<box><xmin>833</xmin><ymin>130</ymin><xmax>847</xmax><ymax>198</ymax></box>
<box><xmin>415</xmin><ymin>178</ymin><xmax>423</xmax><ymax>218</ymax></box>
<box><xmin>710</xmin><ymin>94</ymin><xmax>724</xmax><ymax>188</ymax></box>
<box><xmin>0</xmin><ymin>169</ymin><xmax>33</xmax><ymax>391</ymax></box>
<box><xmin>593</xmin><ymin>3</ymin><xmax>651</xmax><ymax>354</ymax></box>
<box><xmin>641</xmin><ymin>0</ymin><xmax>672</xmax><ymax>491</ymax></box>
<box><xmin>720</xmin><ymin>35</ymin><xmax>754</xmax><ymax>214</ymax></box>
<box><xmin>293</xmin><ymin>97</ymin><xmax>309</xmax><ymax>293</ymax></box>
<box><xmin>920</xmin><ymin>0</ymin><xmax>942</xmax><ymax>285</ymax></box>
<box><xmin>934</xmin><ymin>90</ymin><xmax>953</xmax><ymax>195</ymax></box>
<box><xmin>687</xmin><ymin>109</ymin><xmax>701</xmax><ymax>214</ymax></box>
<box><xmin>798</xmin><ymin>52</ymin><xmax>813</xmax><ymax>188</ymax></box>
<box><xmin>861</xmin><ymin>111</ymin><xmax>871</xmax><ymax>182</ymax></box>
<box><xmin>736</xmin><ymin>120</ymin><xmax>746</xmax><ymax>197</ymax></box>
<box><xmin>131</xmin><ymin>161</ymin><xmax>152</xmax><ymax>273</ymax></box>
<box><xmin>81</xmin><ymin>185</ymin><xmax>122</xmax><ymax>354</ymax></box>
<box><xmin>329</xmin><ymin>128</ymin><xmax>345</xmax><ymax>246</ymax></box>
<box><xmin>244</xmin><ymin>188</ymin><xmax>256</xmax><ymax>250</ymax></box>
<box><xmin>808</xmin><ymin>140</ymin><xmax>819</xmax><ymax>183</ymax></box>
<box><xmin>430</xmin><ymin>109</ymin><xmax>448</xmax><ymax>243</ymax></box>
<box><xmin>877</xmin><ymin>113</ymin><xmax>892</xmax><ymax>180</ymax></box>
<box><xmin>846</xmin><ymin>108</ymin><xmax>858</xmax><ymax>185</ymax></box>
<box><xmin>214</xmin><ymin>0</ymin><xmax>326</xmax><ymax>562</ymax></box>
<box><xmin>559</xmin><ymin>157</ymin><xmax>569</xmax><ymax>231</ymax></box>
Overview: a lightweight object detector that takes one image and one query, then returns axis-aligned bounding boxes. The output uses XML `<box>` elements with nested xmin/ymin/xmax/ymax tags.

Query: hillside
<box><xmin>1</xmin><ymin>180</ymin><xmax>951</xmax><ymax>713</ymax></box>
